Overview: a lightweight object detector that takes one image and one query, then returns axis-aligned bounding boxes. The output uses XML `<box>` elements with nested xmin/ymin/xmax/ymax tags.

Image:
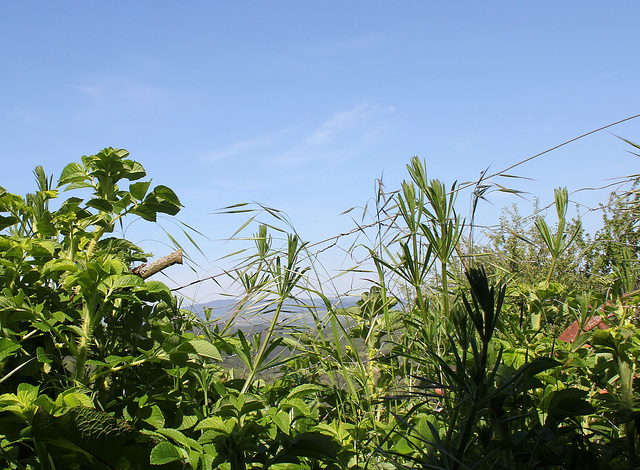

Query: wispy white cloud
<box><xmin>268</xmin><ymin>103</ymin><xmax>394</xmax><ymax>169</ymax></box>
<box><xmin>202</xmin><ymin>127</ymin><xmax>298</xmax><ymax>162</ymax></box>
<box><xmin>592</xmin><ymin>65</ymin><xmax>640</xmax><ymax>80</ymax></box>
<box><xmin>308</xmin><ymin>104</ymin><xmax>376</xmax><ymax>145</ymax></box>
<box><xmin>199</xmin><ymin>103</ymin><xmax>394</xmax><ymax>182</ymax></box>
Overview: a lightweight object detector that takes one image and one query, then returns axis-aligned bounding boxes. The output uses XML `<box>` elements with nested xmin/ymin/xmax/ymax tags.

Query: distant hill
<box><xmin>182</xmin><ymin>297</ymin><xmax>360</xmax><ymax>331</ymax></box>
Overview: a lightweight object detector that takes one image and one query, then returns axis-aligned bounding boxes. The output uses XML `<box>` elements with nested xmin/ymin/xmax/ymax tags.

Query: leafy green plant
<box><xmin>0</xmin><ymin>149</ymin><xmax>223</xmax><ymax>468</ymax></box>
<box><xmin>2</xmin><ymin>140</ymin><xmax>640</xmax><ymax>469</ymax></box>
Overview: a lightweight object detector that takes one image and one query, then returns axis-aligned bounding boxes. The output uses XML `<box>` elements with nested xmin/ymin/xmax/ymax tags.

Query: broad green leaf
<box><xmin>519</xmin><ymin>357</ymin><xmax>560</xmax><ymax>378</ymax></box>
<box><xmin>58</xmin><ymin>393</ymin><xmax>93</xmax><ymax>409</ymax></box>
<box><xmin>36</xmin><ymin>346</ymin><xmax>52</xmax><ymax>364</ymax></box>
<box><xmin>281</xmin><ymin>398</ymin><xmax>310</xmax><ymax>416</ymax></box>
<box><xmin>153</xmin><ymin>185</ymin><xmax>182</xmax><ymax>206</ymax></box>
<box><xmin>0</xmin><ymin>215</ymin><xmax>19</xmax><ymax>231</ymax></box>
<box><xmin>105</xmin><ymin>355</ymin><xmax>133</xmax><ymax>366</ymax></box>
<box><xmin>17</xmin><ymin>383</ymin><xmax>39</xmax><ymax>406</ymax></box>
<box><xmin>64</xmin><ymin>181</ymin><xmax>93</xmax><ymax>190</ymax></box>
<box><xmin>42</xmin><ymin>259</ymin><xmax>78</xmax><ymax>276</ymax></box>
<box><xmin>31</xmin><ymin>406</ymin><xmax>157</xmax><ymax>468</ymax></box>
<box><xmin>130</xmin><ymin>203</ymin><xmax>158</xmax><ymax>222</ymax></box>
<box><xmin>150</xmin><ymin>441</ymin><xmax>182</xmax><ymax>465</ymax></box>
<box><xmin>189</xmin><ymin>339</ymin><xmax>222</xmax><ymax>360</ymax></box>
<box><xmin>86</xmin><ymin>198</ymin><xmax>113</xmax><ymax>212</ymax></box>
<box><xmin>35</xmin><ymin>210</ymin><xmax>56</xmax><ymax>236</ymax></box>
<box><xmin>31</xmin><ymin>239</ymin><xmax>59</xmax><ymax>256</ymax></box>
<box><xmin>144</xmin><ymin>281</ymin><xmax>172</xmax><ymax>296</ymax></box>
<box><xmin>157</xmin><ymin>427</ymin><xmax>202</xmax><ymax>452</ymax></box>
<box><xmin>146</xmin><ymin>200</ymin><xmax>181</xmax><ymax>216</ymax></box>
<box><xmin>547</xmin><ymin>388</ymin><xmax>595</xmax><ymax>420</ymax></box>
<box><xmin>110</xmin><ymin>273</ymin><xmax>145</xmax><ymax>289</ymax></box>
<box><xmin>144</xmin><ymin>405</ymin><xmax>165</xmax><ymax>429</ymax></box>
<box><xmin>286</xmin><ymin>384</ymin><xmax>324</xmax><ymax>399</ymax></box>
<box><xmin>270</xmin><ymin>432</ymin><xmax>338</xmax><ymax>464</ymax></box>
<box><xmin>130</xmin><ymin>180</ymin><xmax>151</xmax><ymax>200</ymax></box>
<box><xmin>58</xmin><ymin>162</ymin><xmax>86</xmax><ymax>185</ymax></box>
<box><xmin>271</xmin><ymin>410</ymin><xmax>291</xmax><ymax>434</ymax></box>
<box><xmin>0</xmin><ymin>338</ymin><xmax>21</xmax><ymax>362</ymax></box>
<box><xmin>124</xmin><ymin>160</ymin><xmax>147</xmax><ymax>181</ymax></box>
<box><xmin>177</xmin><ymin>415</ymin><xmax>198</xmax><ymax>431</ymax></box>
<box><xmin>194</xmin><ymin>417</ymin><xmax>231</xmax><ymax>433</ymax></box>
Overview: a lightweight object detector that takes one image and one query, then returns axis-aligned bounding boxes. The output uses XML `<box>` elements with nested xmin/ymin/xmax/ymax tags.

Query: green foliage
<box><xmin>2</xmin><ymin>143</ymin><xmax>640</xmax><ymax>469</ymax></box>
<box><xmin>587</xmin><ymin>178</ymin><xmax>640</xmax><ymax>290</ymax></box>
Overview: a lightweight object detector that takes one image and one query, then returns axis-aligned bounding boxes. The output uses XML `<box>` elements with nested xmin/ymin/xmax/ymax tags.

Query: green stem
<box><xmin>545</xmin><ymin>257</ymin><xmax>557</xmax><ymax>284</ymax></box>
<box><xmin>74</xmin><ymin>294</ymin><xmax>99</xmax><ymax>383</ymax></box>
<box><xmin>441</xmin><ymin>259</ymin><xmax>449</xmax><ymax>316</ymax></box>
<box><xmin>34</xmin><ymin>441</ymin><xmax>53</xmax><ymax>470</ymax></box>
<box><xmin>240</xmin><ymin>300</ymin><xmax>284</xmax><ymax>394</ymax></box>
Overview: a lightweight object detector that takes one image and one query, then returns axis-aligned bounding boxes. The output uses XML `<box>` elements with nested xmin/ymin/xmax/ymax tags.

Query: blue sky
<box><xmin>2</xmin><ymin>2</ymin><xmax>640</xmax><ymax>301</ymax></box>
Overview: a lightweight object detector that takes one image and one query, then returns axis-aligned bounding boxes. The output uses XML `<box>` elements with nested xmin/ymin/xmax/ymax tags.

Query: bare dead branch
<box><xmin>134</xmin><ymin>249</ymin><xmax>183</xmax><ymax>279</ymax></box>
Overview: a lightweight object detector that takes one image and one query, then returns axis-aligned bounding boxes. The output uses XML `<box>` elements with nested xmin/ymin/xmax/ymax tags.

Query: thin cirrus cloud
<box><xmin>201</xmin><ymin>126</ymin><xmax>299</xmax><ymax>162</ymax></box>
<box><xmin>202</xmin><ymin>103</ymin><xmax>393</xmax><ymax>170</ymax></box>
<box><xmin>307</xmin><ymin>103</ymin><xmax>380</xmax><ymax>145</ymax></box>
<box><xmin>268</xmin><ymin>103</ymin><xmax>394</xmax><ymax>169</ymax></box>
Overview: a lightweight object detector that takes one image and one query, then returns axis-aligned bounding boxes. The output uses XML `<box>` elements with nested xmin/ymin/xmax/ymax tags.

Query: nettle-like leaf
<box><xmin>31</xmin><ymin>406</ymin><xmax>179</xmax><ymax>469</ymax></box>
<box><xmin>108</xmin><ymin>273</ymin><xmax>146</xmax><ymax>290</ymax></box>
<box><xmin>150</xmin><ymin>441</ymin><xmax>183</xmax><ymax>465</ymax></box>
<box><xmin>86</xmin><ymin>198</ymin><xmax>114</xmax><ymax>213</ymax></box>
<box><xmin>546</xmin><ymin>388</ymin><xmax>595</xmax><ymax>422</ymax></box>
<box><xmin>0</xmin><ymin>214</ymin><xmax>19</xmax><ymax>231</ymax></box>
<box><xmin>188</xmin><ymin>339</ymin><xmax>222</xmax><ymax>361</ymax></box>
<box><xmin>130</xmin><ymin>180</ymin><xmax>152</xmax><ymax>201</ymax></box>
<box><xmin>58</xmin><ymin>162</ymin><xmax>87</xmax><ymax>186</ymax></box>
<box><xmin>0</xmin><ymin>338</ymin><xmax>21</xmax><ymax>362</ymax></box>
<box><xmin>130</xmin><ymin>186</ymin><xmax>183</xmax><ymax>222</ymax></box>
<box><xmin>42</xmin><ymin>258</ymin><xmax>79</xmax><ymax>277</ymax></box>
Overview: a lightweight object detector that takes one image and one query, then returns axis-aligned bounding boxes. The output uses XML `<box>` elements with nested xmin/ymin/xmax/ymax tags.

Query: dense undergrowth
<box><xmin>1</xmin><ymin>145</ymin><xmax>640</xmax><ymax>469</ymax></box>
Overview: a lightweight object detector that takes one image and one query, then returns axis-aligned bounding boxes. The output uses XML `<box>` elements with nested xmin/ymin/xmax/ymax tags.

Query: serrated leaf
<box><xmin>86</xmin><ymin>198</ymin><xmax>113</xmax><ymax>212</ymax></box>
<box><xmin>281</xmin><ymin>398</ymin><xmax>310</xmax><ymax>416</ymax></box>
<box><xmin>64</xmin><ymin>181</ymin><xmax>93</xmax><ymax>190</ymax></box>
<box><xmin>153</xmin><ymin>185</ymin><xmax>182</xmax><ymax>206</ymax></box>
<box><xmin>189</xmin><ymin>339</ymin><xmax>222</xmax><ymax>360</ymax></box>
<box><xmin>144</xmin><ymin>281</ymin><xmax>172</xmax><ymax>295</ymax></box>
<box><xmin>31</xmin><ymin>406</ymin><xmax>156</xmax><ymax>468</ymax></box>
<box><xmin>58</xmin><ymin>162</ymin><xmax>86</xmax><ymax>185</ymax></box>
<box><xmin>286</xmin><ymin>384</ymin><xmax>324</xmax><ymax>399</ymax></box>
<box><xmin>194</xmin><ymin>417</ymin><xmax>229</xmax><ymax>432</ymax></box>
<box><xmin>157</xmin><ymin>427</ymin><xmax>202</xmax><ymax>452</ymax></box>
<box><xmin>130</xmin><ymin>180</ymin><xmax>151</xmax><ymax>200</ymax></box>
<box><xmin>32</xmin><ymin>239</ymin><xmax>59</xmax><ymax>256</ymax></box>
<box><xmin>178</xmin><ymin>415</ymin><xmax>198</xmax><ymax>431</ymax></box>
<box><xmin>271</xmin><ymin>411</ymin><xmax>291</xmax><ymax>434</ymax></box>
<box><xmin>110</xmin><ymin>274</ymin><xmax>145</xmax><ymax>289</ymax></box>
<box><xmin>130</xmin><ymin>203</ymin><xmax>158</xmax><ymax>222</ymax></box>
<box><xmin>0</xmin><ymin>338</ymin><xmax>21</xmax><ymax>362</ymax></box>
<box><xmin>42</xmin><ymin>259</ymin><xmax>78</xmax><ymax>276</ymax></box>
<box><xmin>124</xmin><ymin>160</ymin><xmax>146</xmax><ymax>181</ymax></box>
<box><xmin>144</xmin><ymin>405</ymin><xmax>165</xmax><ymax>430</ymax></box>
<box><xmin>0</xmin><ymin>215</ymin><xmax>18</xmax><ymax>231</ymax></box>
<box><xmin>59</xmin><ymin>393</ymin><xmax>93</xmax><ymax>409</ymax></box>
<box><xmin>150</xmin><ymin>441</ymin><xmax>182</xmax><ymax>465</ymax></box>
